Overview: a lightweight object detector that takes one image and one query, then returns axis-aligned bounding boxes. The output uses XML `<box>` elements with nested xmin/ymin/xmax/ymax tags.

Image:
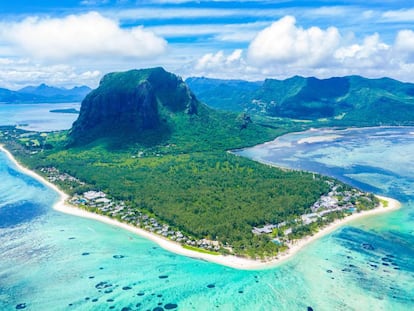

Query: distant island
<box><xmin>0</xmin><ymin>83</ymin><xmax>91</xmax><ymax>103</ymax></box>
<box><xmin>50</xmin><ymin>108</ymin><xmax>80</xmax><ymax>114</ymax></box>
<box><xmin>0</xmin><ymin>67</ymin><xmax>403</xmax><ymax>265</ymax></box>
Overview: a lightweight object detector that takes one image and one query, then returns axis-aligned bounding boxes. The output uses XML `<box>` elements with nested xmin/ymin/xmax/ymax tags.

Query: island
<box><xmin>0</xmin><ymin>67</ymin><xmax>401</xmax><ymax>268</ymax></box>
<box><xmin>50</xmin><ymin>108</ymin><xmax>80</xmax><ymax>114</ymax></box>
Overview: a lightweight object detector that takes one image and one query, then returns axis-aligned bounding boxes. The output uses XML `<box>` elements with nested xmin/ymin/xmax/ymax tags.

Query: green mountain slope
<box><xmin>188</xmin><ymin>75</ymin><xmax>414</xmax><ymax>125</ymax></box>
<box><xmin>186</xmin><ymin>77</ymin><xmax>262</xmax><ymax>112</ymax></box>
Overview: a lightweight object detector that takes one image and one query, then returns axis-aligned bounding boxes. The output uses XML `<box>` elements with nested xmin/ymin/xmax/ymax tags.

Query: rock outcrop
<box><xmin>70</xmin><ymin>67</ymin><xmax>198</xmax><ymax>144</ymax></box>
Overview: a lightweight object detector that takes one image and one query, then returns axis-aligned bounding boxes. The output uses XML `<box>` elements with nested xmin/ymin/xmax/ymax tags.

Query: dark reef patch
<box><xmin>15</xmin><ymin>303</ymin><xmax>26</xmax><ymax>309</ymax></box>
<box><xmin>95</xmin><ymin>281</ymin><xmax>112</xmax><ymax>289</ymax></box>
<box><xmin>0</xmin><ymin>200</ymin><xmax>46</xmax><ymax>228</ymax></box>
<box><xmin>164</xmin><ymin>303</ymin><xmax>178</xmax><ymax>309</ymax></box>
<box><xmin>362</xmin><ymin>243</ymin><xmax>374</xmax><ymax>251</ymax></box>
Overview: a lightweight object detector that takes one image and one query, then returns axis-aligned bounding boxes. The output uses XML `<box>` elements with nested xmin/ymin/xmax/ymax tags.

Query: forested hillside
<box><xmin>187</xmin><ymin>75</ymin><xmax>414</xmax><ymax>125</ymax></box>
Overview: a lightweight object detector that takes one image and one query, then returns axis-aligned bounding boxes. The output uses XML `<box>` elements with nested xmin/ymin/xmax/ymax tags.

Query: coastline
<box><xmin>0</xmin><ymin>145</ymin><xmax>402</xmax><ymax>270</ymax></box>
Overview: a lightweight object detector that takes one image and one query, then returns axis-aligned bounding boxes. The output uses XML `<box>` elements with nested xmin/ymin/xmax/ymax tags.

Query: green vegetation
<box><xmin>50</xmin><ymin>108</ymin><xmax>79</xmax><ymax>114</ymax></box>
<box><xmin>186</xmin><ymin>77</ymin><xmax>262</xmax><ymax>112</ymax></box>
<box><xmin>182</xmin><ymin>245</ymin><xmax>220</xmax><ymax>255</ymax></box>
<box><xmin>187</xmin><ymin>75</ymin><xmax>414</xmax><ymax>126</ymax></box>
<box><xmin>380</xmin><ymin>198</ymin><xmax>389</xmax><ymax>208</ymax></box>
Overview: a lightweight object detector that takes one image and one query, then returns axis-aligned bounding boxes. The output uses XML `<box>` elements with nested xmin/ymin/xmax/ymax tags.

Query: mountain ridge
<box><xmin>186</xmin><ymin>75</ymin><xmax>414</xmax><ymax>125</ymax></box>
<box><xmin>0</xmin><ymin>84</ymin><xmax>91</xmax><ymax>103</ymax></box>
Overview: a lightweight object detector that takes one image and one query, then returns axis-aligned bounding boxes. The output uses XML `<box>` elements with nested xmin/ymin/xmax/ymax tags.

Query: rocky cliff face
<box><xmin>70</xmin><ymin>67</ymin><xmax>198</xmax><ymax>144</ymax></box>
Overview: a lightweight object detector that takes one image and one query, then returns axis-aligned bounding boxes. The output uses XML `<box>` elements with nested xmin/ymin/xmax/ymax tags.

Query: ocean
<box><xmin>1</xmin><ymin>108</ymin><xmax>413</xmax><ymax>310</ymax></box>
<box><xmin>0</xmin><ymin>103</ymin><xmax>80</xmax><ymax>132</ymax></box>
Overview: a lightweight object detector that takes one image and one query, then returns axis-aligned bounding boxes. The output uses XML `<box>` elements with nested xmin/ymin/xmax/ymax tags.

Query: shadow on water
<box><xmin>333</xmin><ymin>226</ymin><xmax>414</xmax><ymax>303</ymax></box>
<box><xmin>0</xmin><ymin>201</ymin><xmax>46</xmax><ymax>228</ymax></box>
<box><xmin>334</xmin><ymin>227</ymin><xmax>414</xmax><ymax>269</ymax></box>
<box><xmin>7</xmin><ymin>167</ymin><xmax>45</xmax><ymax>189</ymax></box>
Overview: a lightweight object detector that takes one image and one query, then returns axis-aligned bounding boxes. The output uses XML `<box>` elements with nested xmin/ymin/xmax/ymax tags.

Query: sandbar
<box><xmin>297</xmin><ymin>134</ymin><xmax>342</xmax><ymax>144</ymax></box>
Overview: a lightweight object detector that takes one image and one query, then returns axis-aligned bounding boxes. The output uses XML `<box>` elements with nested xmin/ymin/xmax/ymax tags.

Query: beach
<box><xmin>0</xmin><ymin>145</ymin><xmax>401</xmax><ymax>270</ymax></box>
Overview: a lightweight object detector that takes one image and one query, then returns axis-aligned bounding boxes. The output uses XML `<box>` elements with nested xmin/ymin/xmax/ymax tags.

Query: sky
<box><xmin>0</xmin><ymin>0</ymin><xmax>414</xmax><ymax>89</ymax></box>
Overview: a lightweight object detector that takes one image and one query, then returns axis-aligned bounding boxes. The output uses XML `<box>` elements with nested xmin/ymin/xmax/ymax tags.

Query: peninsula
<box><xmin>0</xmin><ymin>143</ymin><xmax>400</xmax><ymax>269</ymax></box>
<box><xmin>0</xmin><ymin>67</ymin><xmax>401</xmax><ymax>267</ymax></box>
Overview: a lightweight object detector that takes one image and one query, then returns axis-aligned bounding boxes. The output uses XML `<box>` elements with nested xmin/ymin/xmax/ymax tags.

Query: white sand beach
<box><xmin>0</xmin><ymin>145</ymin><xmax>401</xmax><ymax>270</ymax></box>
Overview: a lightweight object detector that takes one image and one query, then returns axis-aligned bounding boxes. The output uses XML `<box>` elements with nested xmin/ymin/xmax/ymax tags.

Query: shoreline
<box><xmin>0</xmin><ymin>145</ymin><xmax>401</xmax><ymax>270</ymax></box>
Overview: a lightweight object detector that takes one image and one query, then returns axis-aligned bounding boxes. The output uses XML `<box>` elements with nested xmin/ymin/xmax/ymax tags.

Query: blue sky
<box><xmin>0</xmin><ymin>0</ymin><xmax>414</xmax><ymax>88</ymax></box>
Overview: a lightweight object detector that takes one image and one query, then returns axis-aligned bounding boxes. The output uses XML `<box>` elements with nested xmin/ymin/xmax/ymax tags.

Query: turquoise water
<box><xmin>1</xmin><ymin>126</ymin><xmax>413</xmax><ymax>310</ymax></box>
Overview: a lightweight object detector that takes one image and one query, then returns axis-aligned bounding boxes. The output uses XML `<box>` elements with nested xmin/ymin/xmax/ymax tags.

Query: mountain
<box><xmin>69</xmin><ymin>67</ymin><xmax>278</xmax><ymax>148</ymax></box>
<box><xmin>0</xmin><ymin>88</ymin><xmax>22</xmax><ymax>102</ymax></box>
<box><xmin>187</xmin><ymin>75</ymin><xmax>414</xmax><ymax>125</ymax></box>
<box><xmin>0</xmin><ymin>84</ymin><xmax>91</xmax><ymax>103</ymax></box>
<box><xmin>185</xmin><ymin>77</ymin><xmax>262</xmax><ymax>112</ymax></box>
<box><xmin>19</xmin><ymin>84</ymin><xmax>91</xmax><ymax>100</ymax></box>
<box><xmin>70</xmin><ymin>67</ymin><xmax>197</xmax><ymax>144</ymax></box>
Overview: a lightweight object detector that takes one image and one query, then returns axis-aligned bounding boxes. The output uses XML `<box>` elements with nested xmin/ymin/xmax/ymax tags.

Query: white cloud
<box><xmin>395</xmin><ymin>30</ymin><xmax>414</xmax><ymax>53</ymax></box>
<box><xmin>191</xmin><ymin>49</ymin><xmax>260</xmax><ymax>80</ymax></box>
<box><xmin>192</xmin><ymin>16</ymin><xmax>414</xmax><ymax>82</ymax></box>
<box><xmin>81</xmin><ymin>0</ymin><xmax>109</xmax><ymax>5</ymax></box>
<box><xmin>111</xmin><ymin>8</ymin><xmax>288</xmax><ymax>21</ymax></box>
<box><xmin>0</xmin><ymin>60</ymin><xmax>102</xmax><ymax>89</ymax></box>
<box><xmin>335</xmin><ymin>33</ymin><xmax>390</xmax><ymax>68</ymax></box>
<box><xmin>0</xmin><ymin>12</ymin><xmax>167</xmax><ymax>61</ymax></box>
<box><xmin>196</xmin><ymin>49</ymin><xmax>244</xmax><ymax>70</ymax></box>
<box><xmin>394</xmin><ymin>30</ymin><xmax>414</xmax><ymax>63</ymax></box>
<box><xmin>0</xmin><ymin>58</ymin><xmax>29</xmax><ymax>65</ymax></box>
<box><xmin>149</xmin><ymin>22</ymin><xmax>267</xmax><ymax>42</ymax></box>
<box><xmin>247</xmin><ymin>16</ymin><xmax>340</xmax><ymax>67</ymax></box>
<box><xmin>382</xmin><ymin>9</ymin><xmax>414</xmax><ymax>22</ymax></box>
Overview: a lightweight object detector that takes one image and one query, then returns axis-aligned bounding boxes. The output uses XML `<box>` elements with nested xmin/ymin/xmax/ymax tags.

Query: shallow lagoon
<box><xmin>0</xmin><ymin>103</ymin><xmax>80</xmax><ymax>132</ymax></box>
<box><xmin>1</xmin><ymin>125</ymin><xmax>413</xmax><ymax>310</ymax></box>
